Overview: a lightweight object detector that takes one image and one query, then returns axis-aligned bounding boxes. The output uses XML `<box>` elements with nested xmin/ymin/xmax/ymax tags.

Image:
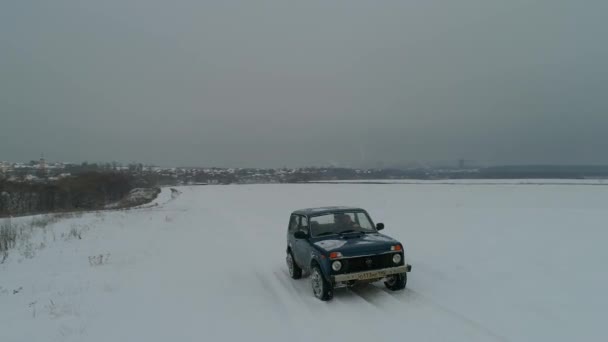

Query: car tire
<box><xmin>286</xmin><ymin>251</ymin><xmax>302</xmax><ymax>279</ymax></box>
<box><xmin>384</xmin><ymin>273</ymin><xmax>407</xmax><ymax>291</ymax></box>
<box><xmin>311</xmin><ymin>265</ymin><xmax>333</xmax><ymax>301</ymax></box>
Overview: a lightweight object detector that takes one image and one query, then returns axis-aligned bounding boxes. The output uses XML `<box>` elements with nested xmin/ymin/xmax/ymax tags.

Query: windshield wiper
<box><xmin>338</xmin><ymin>229</ymin><xmax>358</xmax><ymax>234</ymax></box>
<box><xmin>316</xmin><ymin>231</ymin><xmax>337</xmax><ymax>236</ymax></box>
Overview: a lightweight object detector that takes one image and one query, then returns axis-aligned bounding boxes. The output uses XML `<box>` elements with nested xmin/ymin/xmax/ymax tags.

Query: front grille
<box><xmin>335</xmin><ymin>253</ymin><xmax>402</xmax><ymax>274</ymax></box>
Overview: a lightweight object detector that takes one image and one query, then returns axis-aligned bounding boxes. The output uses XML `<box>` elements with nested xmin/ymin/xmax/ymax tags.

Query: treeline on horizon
<box><xmin>476</xmin><ymin>165</ymin><xmax>608</xmax><ymax>179</ymax></box>
<box><xmin>287</xmin><ymin>165</ymin><xmax>608</xmax><ymax>181</ymax></box>
<box><xmin>2</xmin><ymin>164</ymin><xmax>607</xmax><ymax>217</ymax></box>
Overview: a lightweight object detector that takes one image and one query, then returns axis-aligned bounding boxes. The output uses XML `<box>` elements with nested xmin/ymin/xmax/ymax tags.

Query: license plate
<box><xmin>358</xmin><ymin>270</ymin><xmax>386</xmax><ymax>280</ymax></box>
<box><xmin>334</xmin><ymin>266</ymin><xmax>407</xmax><ymax>282</ymax></box>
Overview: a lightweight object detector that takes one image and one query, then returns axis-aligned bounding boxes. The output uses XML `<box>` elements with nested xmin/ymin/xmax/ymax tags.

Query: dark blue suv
<box><xmin>286</xmin><ymin>207</ymin><xmax>412</xmax><ymax>301</ymax></box>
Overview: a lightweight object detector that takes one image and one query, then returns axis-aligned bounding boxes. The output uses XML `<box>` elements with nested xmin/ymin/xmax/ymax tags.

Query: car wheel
<box><xmin>384</xmin><ymin>273</ymin><xmax>407</xmax><ymax>291</ymax></box>
<box><xmin>311</xmin><ymin>265</ymin><xmax>333</xmax><ymax>301</ymax></box>
<box><xmin>286</xmin><ymin>251</ymin><xmax>302</xmax><ymax>279</ymax></box>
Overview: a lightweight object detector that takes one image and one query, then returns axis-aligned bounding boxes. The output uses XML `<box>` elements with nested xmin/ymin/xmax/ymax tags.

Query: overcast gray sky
<box><xmin>1</xmin><ymin>0</ymin><xmax>607</xmax><ymax>167</ymax></box>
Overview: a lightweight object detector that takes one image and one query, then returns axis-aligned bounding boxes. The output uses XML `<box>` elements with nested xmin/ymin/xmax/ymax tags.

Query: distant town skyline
<box><xmin>4</xmin><ymin>156</ymin><xmax>608</xmax><ymax>171</ymax></box>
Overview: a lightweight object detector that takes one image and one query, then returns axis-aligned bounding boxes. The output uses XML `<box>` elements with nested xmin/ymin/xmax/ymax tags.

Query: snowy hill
<box><xmin>1</xmin><ymin>182</ymin><xmax>607</xmax><ymax>341</ymax></box>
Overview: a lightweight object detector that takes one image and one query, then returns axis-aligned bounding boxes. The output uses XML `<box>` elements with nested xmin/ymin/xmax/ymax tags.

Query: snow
<box><xmin>314</xmin><ymin>178</ymin><xmax>608</xmax><ymax>185</ymax></box>
<box><xmin>314</xmin><ymin>240</ymin><xmax>347</xmax><ymax>250</ymax></box>
<box><xmin>104</xmin><ymin>188</ymin><xmax>160</xmax><ymax>209</ymax></box>
<box><xmin>1</xmin><ymin>182</ymin><xmax>608</xmax><ymax>341</ymax></box>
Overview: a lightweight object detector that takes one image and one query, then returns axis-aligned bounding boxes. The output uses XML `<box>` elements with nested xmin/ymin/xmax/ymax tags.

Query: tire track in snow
<box><xmin>349</xmin><ymin>285</ymin><xmax>508</xmax><ymax>341</ymax></box>
<box><xmin>332</xmin><ymin>286</ymin><xmax>390</xmax><ymax>315</ymax></box>
<box><xmin>348</xmin><ymin>287</ymin><xmax>386</xmax><ymax>310</ymax></box>
<box><xmin>253</xmin><ymin>270</ymin><xmax>305</xmax><ymax>342</ymax></box>
<box><xmin>273</xmin><ymin>270</ymin><xmax>317</xmax><ymax>313</ymax></box>
<box><xmin>386</xmin><ymin>288</ymin><xmax>510</xmax><ymax>342</ymax></box>
<box><xmin>276</xmin><ymin>267</ymin><xmax>388</xmax><ymax>316</ymax></box>
<box><xmin>276</xmin><ymin>268</ymin><xmax>348</xmax><ymax>316</ymax></box>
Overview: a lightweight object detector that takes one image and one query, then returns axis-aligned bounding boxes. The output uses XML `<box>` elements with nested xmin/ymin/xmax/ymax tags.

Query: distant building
<box><xmin>39</xmin><ymin>155</ymin><xmax>46</xmax><ymax>170</ymax></box>
<box><xmin>37</xmin><ymin>155</ymin><xmax>48</xmax><ymax>178</ymax></box>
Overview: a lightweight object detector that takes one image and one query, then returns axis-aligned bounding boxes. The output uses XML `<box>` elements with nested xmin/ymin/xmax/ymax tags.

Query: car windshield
<box><xmin>309</xmin><ymin>211</ymin><xmax>376</xmax><ymax>237</ymax></box>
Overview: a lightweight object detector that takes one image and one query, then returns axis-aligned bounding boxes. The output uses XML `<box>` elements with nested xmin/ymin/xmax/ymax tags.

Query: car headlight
<box><xmin>332</xmin><ymin>261</ymin><xmax>342</xmax><ymax>271</ymax></box>
<box><xmin>392</xmin><ymin>253</ymin><xmax>402</xmax><ymax>264</ymax></box>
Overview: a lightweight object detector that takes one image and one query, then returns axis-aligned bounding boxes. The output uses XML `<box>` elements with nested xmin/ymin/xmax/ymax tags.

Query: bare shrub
<box><xmin>170</xmin><ymin>188</ymin><xmax>182</xmax><ymax>199</ymax></box>
<box><xmin>0</xmin><ymin>219</ymin><xmax>17</xmax><ymax>254</ymax></box>
<box><xmin>22</xmin><ymin>241</ymin><xmax>35</xmax><ymax>259</ymax></box>
<box><xmin>68</xmin><ymin>225</ymin><xmax>82</xmax><ymax>240</ymax></box>
<box><xmin>29</xmin><ymin>301</ymin><xmax>38</xmax><ymax>318</ymax></box>
<box><xmin>30</xmin><ymin>214</ymin><xmax>60</xmax><ymax>228</ymax></box>
<box><xmin>88</xmin><ymin>253</ymin><xmax>110</xmax><ymax>266</ymax></box>
<box><xmin>1</xmin><ymin>211</ymin><xmax>89</xmax><ymax>261</ymax></box>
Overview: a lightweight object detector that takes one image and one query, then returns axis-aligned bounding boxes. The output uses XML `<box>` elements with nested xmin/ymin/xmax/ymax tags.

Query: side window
<box><xmin>299</xmin><ymin>216</ymin><xmax>309</xmax><ymax>233</ymax></box>
<box><xmin>289</xmin><ymin>215</ymin><xmax>299</xmax><ymax>233</ymax></box>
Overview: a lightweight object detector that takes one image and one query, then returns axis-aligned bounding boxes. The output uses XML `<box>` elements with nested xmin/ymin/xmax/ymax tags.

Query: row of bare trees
<box><xmin>0</xmin><ymin>172</ymin><xmax>136</xmax><ymax>217</ymax></box>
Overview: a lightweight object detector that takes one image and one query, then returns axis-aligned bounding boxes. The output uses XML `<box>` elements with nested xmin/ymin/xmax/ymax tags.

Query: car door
<box><xmin>294</xmin><ymin>215</ymin><xmax>312</xmax><ymax>271</ymax></box>
<box><xmin>287</xmin><ymin>214</ymin><xmax>299</xmax><ymax>254</ymax></box>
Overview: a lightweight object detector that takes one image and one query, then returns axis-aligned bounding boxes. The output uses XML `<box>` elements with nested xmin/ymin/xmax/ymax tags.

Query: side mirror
<box><xmin>376</xmin><ymin>223</ymin><xmax>385</xmax><ymax>231</ymax></box>
<box><xmin>294</xmin><ymin>231</ymin><xmax>309</xmax><ymax>239</ymax></box>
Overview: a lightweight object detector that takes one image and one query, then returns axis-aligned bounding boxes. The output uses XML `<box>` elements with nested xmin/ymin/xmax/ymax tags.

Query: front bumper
<box><xmin>333</xmin><ymin>264</ymin><xmax>412</xmax><ymax>282</ymax></box>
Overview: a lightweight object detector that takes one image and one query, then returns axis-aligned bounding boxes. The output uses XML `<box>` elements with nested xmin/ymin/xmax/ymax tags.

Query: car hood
<box><xmin>311</xmin><ymin>233</ymin><xmax>400</xmax><ymax>257</ymax></box>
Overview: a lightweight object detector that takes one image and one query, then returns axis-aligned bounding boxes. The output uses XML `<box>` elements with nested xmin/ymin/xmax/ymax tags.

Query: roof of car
<box><xmin>292</xmin><ymin>206</ymin><xmax>366</xmax><ymax>216</ymax></box>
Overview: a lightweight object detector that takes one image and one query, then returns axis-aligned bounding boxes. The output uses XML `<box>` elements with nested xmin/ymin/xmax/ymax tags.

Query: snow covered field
<box><xmin>314</xmin><ymin>178</ymin><xmax>608</xmax><ymax>185</ymax></box>
<box><xmin>2</xmin><ymin>182</ymin><xmax>607</xmax><ymax>342</ymax></box>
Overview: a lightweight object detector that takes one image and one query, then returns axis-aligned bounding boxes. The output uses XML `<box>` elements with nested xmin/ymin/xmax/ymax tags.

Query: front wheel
<box><xmin>384</xmin><ymin>273</ymin><xmax>407</xmax><ymax>291</ymax></box>
<box><xmin>311</xmin><ymin>265</ymin><xmax>333</xmax><ymax>301</ymax></box>
<box><xmin>286</xmin><ymin>251</ymin><xmax>302</xmax><ymax>279</ymax></box>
